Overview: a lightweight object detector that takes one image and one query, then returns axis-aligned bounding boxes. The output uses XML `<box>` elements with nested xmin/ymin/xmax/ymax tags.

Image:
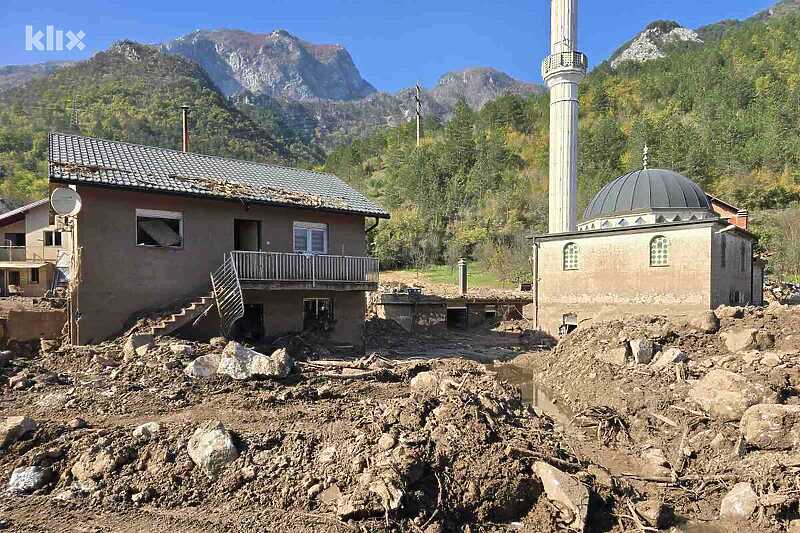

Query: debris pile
<box><xmin>765</xmin><ymin>279</ymin><xmax>800</xmax><ymax>305</ymax></box>
<box><xmin>514</xmin><ymin>303</ymin><xmax>800</xmax><ymax>529</ymax></box>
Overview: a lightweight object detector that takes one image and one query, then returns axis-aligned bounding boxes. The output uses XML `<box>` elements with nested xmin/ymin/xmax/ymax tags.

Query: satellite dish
<box><xmin>50</xmin><ymin>188</ymin><xmax>82</xmax><ymax>216</ymax></box>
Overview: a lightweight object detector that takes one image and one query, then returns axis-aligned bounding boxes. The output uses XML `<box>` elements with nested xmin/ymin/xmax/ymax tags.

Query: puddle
<box><xmin>487</xmin><ymin>363</ymin><xmax>575</xmax><ymax>430</ymax></box>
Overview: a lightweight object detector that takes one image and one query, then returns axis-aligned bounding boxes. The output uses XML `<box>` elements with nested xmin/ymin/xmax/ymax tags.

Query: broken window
<box><xmin>563</xmin><ymin>243</ymin><xmax>579</xmax><ymax>271</ymax></box>
<box><xmin>7</xmin><ymin>271</ymin><xmax>20</xmax><ymax>286</ymax></box>
<box><xmin>29</xmin><ymin>268</ymin><xmax>39</xmax><ymax>284</ymax></box>
<box><xmin>136</xmin><ymin>209</ymin><xmax>183</xmax><ymax>248</ymax></box>
<box><xmin>303</xmin><ymin>298</ymin><xmax>333</xmax><ymax>329</ymax></box>
<box><xmin>650</xmin><ymin>236</ymin><xmax>669</xmax><ymax>267</ymax></box>
<box><xmin>294</xmin><ymin>222</ymin><xmax>327</xmax><ymax>255</ymax></box>
<box><xmin>44</xmin><ymin>231</ymin><xmax>62</xmax><ymax>247</ymax></box>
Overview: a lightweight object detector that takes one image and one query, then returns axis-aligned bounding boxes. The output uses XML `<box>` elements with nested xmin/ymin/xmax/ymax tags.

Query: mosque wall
<box><xmin>533</xmin><ymin>224</ymin><xmax>714</xmax><ymax>334</ymax></box>
<box><xmin>710</xmin><ymin>230</ymin><xmax>756</xmax><ymax>308</ymax></box>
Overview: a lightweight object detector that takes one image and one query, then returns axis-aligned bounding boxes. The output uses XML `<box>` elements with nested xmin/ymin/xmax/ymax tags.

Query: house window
<box><xmin>29</xmin><ymin>268</ymin><xmax>39</xmax><ymax>284</ymax></box>
<box><xmin>303</xmin><ymin>298</ymin><xmax>333</xmax><ymax>329</ymax></box>
<box><xmin>650</xmin><ymin>236</ymin><xmax>669</xmax><ymax>267</ymax></box>
<box><xmin>563</xmin><ymin>243</ymin><xmax>579</xmax><ymax>271</ymax></box>
<box><xmin>721</xmin><ymin>235</ymin><xmax>727</xmax><ymax>269</ymax></box>
<box><xmin>293</xmin><ymin>222</ymin><xmax>328</xmax><ymax>255</ymax></box>
<box><xmin>4</xmin><ymin>233</ymin><xmax>25</xmax><ymax>247</ymax></box>
<box><xmin>44</xmin><ymin>231</ymin><xmax>63</xmax><ymax>247</ymax></box>
<box><xmin>136</xmin><ymin>209</ymin><xmax>183</xmax><ymax>248</ymax></box>
<box><xmin>7</xmin><ymin>271</ymin><xmax>20</xmax><ymax>286</ymax></box>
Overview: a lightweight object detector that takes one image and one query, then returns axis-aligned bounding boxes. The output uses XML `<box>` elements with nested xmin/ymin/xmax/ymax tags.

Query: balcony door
<box><xmin>234</xmin><ymin>219</ymin><xmax>262</xmax><ymax>252</ymax></box>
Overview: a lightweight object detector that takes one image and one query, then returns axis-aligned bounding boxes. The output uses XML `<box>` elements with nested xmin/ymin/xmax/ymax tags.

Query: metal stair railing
<box><xmin>210</xmin><ymin>252</ymin><xmax>245</xmax><ymax>337</ymax></box>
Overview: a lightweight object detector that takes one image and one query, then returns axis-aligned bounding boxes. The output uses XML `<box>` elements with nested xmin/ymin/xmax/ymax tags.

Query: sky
<box><xmin>0</xmin><ymin>0</ymin><xmax>777</xmax><ymax>92</ymax></box>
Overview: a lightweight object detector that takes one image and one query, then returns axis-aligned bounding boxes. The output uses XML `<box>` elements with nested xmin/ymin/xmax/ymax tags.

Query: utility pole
<box><xmin>415</xmin><ymin>83</ymin><xmax>423</xmax><ymax>147</ymax></box>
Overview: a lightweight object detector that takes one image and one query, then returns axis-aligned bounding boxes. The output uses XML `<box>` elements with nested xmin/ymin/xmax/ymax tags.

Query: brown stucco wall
<box><xmin>3</xmin><ymin>309</ymin><xmax>66</xmax><ymax>341</ymax></box>
<box><xmin>535</xmin><ymin>224</ymin><xmax>715</xmax><ymax>334</ymax></box>
<box><xmin>72</xmin><ymin>185</ymin><xmax>367</xmax><ymax>344</ymax></box>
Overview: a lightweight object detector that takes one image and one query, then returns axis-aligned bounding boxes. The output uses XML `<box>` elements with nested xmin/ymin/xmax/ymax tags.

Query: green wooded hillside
<box><xmin>0</xmin><ymin>41</ymin><xmax>323</xmax><ymax>204</ymax></box>
<box><xmin>324</xmin><ymin>13</ymin><xmax>800</xmax><ymax>281</ymax></box>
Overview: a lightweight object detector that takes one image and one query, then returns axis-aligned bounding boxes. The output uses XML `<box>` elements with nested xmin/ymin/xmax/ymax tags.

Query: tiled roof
<box><xmin>0</xmin><ymin>198</ymin><xmax>48</xmax><ymax>226</ymax></box>
<box><xmin>48</xmin><ymin>133</ymin><xmax>390</xmax><ymax>219</ymax></box>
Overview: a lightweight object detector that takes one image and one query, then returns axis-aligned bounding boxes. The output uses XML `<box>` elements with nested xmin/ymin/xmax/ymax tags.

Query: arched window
<box><xmin>563</xmin><ymin>242</ymin><xmax>579</xmax><ymax>271</ymax></box>
<box><xmin>650</xmin><ymin>236</ymin><xmax>669</xmax><ymax>267</ymax></box>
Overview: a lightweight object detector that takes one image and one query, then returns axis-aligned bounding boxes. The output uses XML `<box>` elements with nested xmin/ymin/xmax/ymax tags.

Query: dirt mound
<box><xmin>514</xmin><ymin>304</ymin><xmax>800</xmax><ymax>530</ymax></box>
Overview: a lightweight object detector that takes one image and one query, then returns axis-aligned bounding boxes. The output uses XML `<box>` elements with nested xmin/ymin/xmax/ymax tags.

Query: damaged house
<box><xmin>0</xmin><ymin>198</ymin><xmax>71</xmax><ymax>297</ymax></box>
<box><xmin>48</xmin><ymin>132</ymin><xmax>389</xmax><ymax>348</ymax></box>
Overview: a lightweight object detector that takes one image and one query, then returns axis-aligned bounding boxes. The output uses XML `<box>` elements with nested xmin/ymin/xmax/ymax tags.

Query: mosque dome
<box><xmin>583</xmin><ymin>168</ymin><xmax>711</xmax><ymax>222</ymax></box>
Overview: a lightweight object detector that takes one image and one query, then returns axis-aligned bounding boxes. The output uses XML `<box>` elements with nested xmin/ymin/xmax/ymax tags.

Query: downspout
<box><xmin>532</xmin><ymin>236</ymin><xmax>540</xmax><ymax>330</ymax></box>
<box><xmin>366</xmin><ymin>217</ymin><xmax>380</xmax><ymax>233</ymax></box>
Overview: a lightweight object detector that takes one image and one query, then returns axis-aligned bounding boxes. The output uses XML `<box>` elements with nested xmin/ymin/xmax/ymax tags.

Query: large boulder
<box><xmin>71</xmin><ymin>450</ymin><xmax>123</xmax><ymax>481</ymax></box>
<box><xmin>0</xmin><ymin>416</ymin><xmax>37</xmax><ymax>449</ymax></box>
<box><xmin>7</xmin><ymin>466</ymin><xmax>49</xmax><ymax>494</ymax></box>
<box><xmin>187</xmin><ymin>420</ymin><xmax>239</xmax><ymax>479</ymax></box>
<box><xmin>533</xmin><ymin>461</ymin><xmax>590</xmax><ymax>531</ymax></box>
<box><xmin>716</xmin><ymin>306</ymin><xmax>744</xmax><ymax>319</ymax></box>
<box><xmin>688</xmin><ymin>370</ymin><xmax>773</xmax><ymax>422</ymax></box>
<box><xmin>722</xmin><ymin>329</ymin><xmax>757</xmax><ymax>353</ymax></box>
<box><xmin>690</xmin><ymin>311</ymin><xmax>721</xmax><ymax>333</ymax></box>
<box><xmin>740</xmin><ymin>404</ymin><xmax>800</xmax><ymax>450</ymax></box>
<box><xmin>651</xmin><ymin>347</ymin><xmax>688</xmax><ymax>370</ymax></box>
<box><xmin>720</xmin><ymin>482</ymin><xmax>758</xmax><ymax>521</ymax></box>
<box><xmin>596</xmin><ymin>346</ymin><xmax>630</xmax><ymax>366</ymax></box>
<box><xmin>133</xmin><ymin>422</ymin><xmax>161</xmax><ymax>442</ymax></box>
<box><xmin>630</xmin><ymin>339</ymin><xmax>657</xmax><ymax>364</ymax></box>
<box><xmin>217</xmin><ymin>342</ymin><xmax>292</xmax><ymax>380</ymax></box>
<box><xmin>123</xmin><ymin>333</ymin><xmax>154</xmax><ymax>361</ymax></box>
<box><xmin>184</xmin><ymin>353</ymin><xmax>223</xmax><ymax>379</ymax></box>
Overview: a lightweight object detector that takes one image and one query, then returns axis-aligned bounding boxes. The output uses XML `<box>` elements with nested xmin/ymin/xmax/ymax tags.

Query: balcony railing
<box><xmin>0</xmin><ymin>247</ymin><xmax>28</xmax><ymax>262</ymax></box>
<box><xmin>541</xmin><ymin>51</ymin><xmax>588</xmax><ymax>78</ymax></box>
<box><xmin>231</xmin><ymin>251</ymin><xmax>379</xmax><ymax>286</ymax></box>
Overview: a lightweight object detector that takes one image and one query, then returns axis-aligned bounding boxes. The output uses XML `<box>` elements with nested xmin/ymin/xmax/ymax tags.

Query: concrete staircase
<box><xmin>150</xmin><ymin>294</ymin><xmax>215</xmax><ymax>338</ymax></box>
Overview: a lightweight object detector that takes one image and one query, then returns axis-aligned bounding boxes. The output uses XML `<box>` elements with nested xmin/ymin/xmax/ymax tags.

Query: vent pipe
<box><xmin>181</xmin><ymin>105</ymin><xmax>190</xmax><ymax>152</ymax></box>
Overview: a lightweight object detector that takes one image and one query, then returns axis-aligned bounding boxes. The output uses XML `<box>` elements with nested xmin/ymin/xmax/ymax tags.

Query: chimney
<box><xmin>736</xmin><ymin>209</ymin><xmax>749</xmax><ymax>231</ymax></box>
<box><xmin>181</xmin><ymin>105</ymin><xmax>190</xmax><ymax>152</ymax></box>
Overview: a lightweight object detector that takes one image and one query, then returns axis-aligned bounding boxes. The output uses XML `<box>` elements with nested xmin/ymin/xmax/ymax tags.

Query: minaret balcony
<box><xmin>542</xmin><ymin>51</ymin><xmax>588</xmax><ymax>79</ymax></box>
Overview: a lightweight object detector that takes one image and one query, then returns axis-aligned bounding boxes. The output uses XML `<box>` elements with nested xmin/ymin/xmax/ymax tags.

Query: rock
<box><xmin>709</xmin><ymin>433</ymin><xmax>729</xmax><ymax>451</ymax></box>
<box><xmin>209</xmin><ymin>337</ymin><xmax>227</xmax><ymax>348</ymax></box>
<box><xmin>596</xmin><ymin>345</ymin><xmax>630</xmax><ymax>366</ymax></box>
<box><xmin>8</xmin><ymin>374</ymin><xmax>29</xmax><ymax>389</ymax></box>
<box><xmin>722</xmin><ymin>329</ymin><xmax>757</xmax><ymax>352</ymax></box>
<box><xmin>71</xmin><ymin>450</ymin><xmax>122</xmax><ymax>481</ymax></box>
<box><xmin>307</xmin><ymin>483</ymin><xmax>323</xmax><ymax>499</ymax></box>
<box><xmin>0</xmin><ymin>416</ymin><xmax>37</xmax><ymax>448</ymax></box>
<box><xmin>740</xmin><ymin>404</ymin><xmax>800</xmax><ymax>450</ymax></box>
<box><xmin>187</xmin><ymin>420</ymin><xmax>239</xmax><ymax>479</ymax></box>
<box><xmin>755</xmin><ymin>331</ymin><xmax>776</xmax><ymax>350</ymax></box>
<box><xmin>68</xmin><ymin>417</ymin><xmax>87</xmax><ymax>430</ymax></box>
<box><xmin>533</xmin><ymin>461</ymin><xmax>590</xmax><ymax>531</ymax></box>
<box><xmin>169</xmin><ymin>344</ymin><xmax>194</xmax><ymax>356</ymax></box>
<box><xmin>7</xmin><ymin>466</ymin><xmax>49</xmax><ymax>494</ymax></box>
<box><xmin>641</xmin><ymin>447</ymin><xmax>671</xmax><ymax>478</ymax></box>
<box><xmin>630</xmin><ymin>339</ymin><xmax>657</xmax><ymax>364</ymax></box>
<box><xmin>652</xmin><ymin>347</ymin><xmax>688</xmax><ymax>369</ymax></box>
<box><xmin>319</xmin><ymin>484</ymin><xmax>342</xmax><ymax>505</ymax></box>
<box><xmin>317</xmin><ymin>446</ymin><xmax>337</xmax><ymax>464</ymax></box>
<box><xmin>587</xmin><ymin>464</ymin><xmax>613</xmax><ymax>489</ymax></box>
<box><xmin>716</xmin><ymin>306</ymin><xmax>744</xmax><ymax>319</ymax></box>
<box><xmin>123</xmin><ymin>333</ymin><xmax>154</xmax><ymax>361</ymax></box>
<box><xmin>761</xmin><ymin>352</ymin><xmax>781</xmax><ymax>368</ymax></box>
<box><xmin>788</xmin><ymin>519</ymin><xmax>800</xmax><ymax>533</ymax></box>
<box><xmin>377</xmin><ymin>433</ymin><xmax>396</xmax><ymax>451</ymax></box>
<box><xmin>690</xmin><ymin>311</ymin><xmax>720</xmax><ymax>333</ymax></box>
<box><xmin>688</xmin><ymin>370</ymin><xmax>773</xmax><ymax>421</ymax></box>
<box><xmin>133</xmin><ymin>422</ymin><xmax>161</xmax><ymax>441</ymax></box>
<box><xmin>217</xmin><ymin>343</ymin><xmax>293</xmax><ymax>380</ymax></box>
<box><xmin>0</xmin><ymin>351</ymin><xmax>12</xmax><ymax>367</ymax></box>
<box><xmin>410</xmin><ymin>371</ymin><xmax>442</xmax><ymax>393</ymax></box>
<box><xmin>184</xmin><ymin>353</ymin><xmax>223</xmax><ymax>379</ymax></box>
<box><xmin>635</xmin><ymin>499</ymin><xmax>672</xmax><ymax>529</ymax></box>
<box><xmin>368</xmin><ymin>478</ymin><xmax>404</xmax><ymax>511</ymax></box>
<box><xmin>719</xmin><ymin>482</ymin><xmax>758</xmax><ymax>521</ymax></box>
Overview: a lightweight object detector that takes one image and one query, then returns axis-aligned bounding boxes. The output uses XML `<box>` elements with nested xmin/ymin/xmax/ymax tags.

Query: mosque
<box><xmin>533</xmin><ymin>0</ymin><xmax>764</xmax><ymax>334</ymax></box>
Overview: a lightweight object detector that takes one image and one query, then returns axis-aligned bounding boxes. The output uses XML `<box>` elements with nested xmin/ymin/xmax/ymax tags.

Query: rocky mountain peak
<box><xmin>427</xmin><ymin>67</ymin><xmax>543</xmax><ymax>110</ymax></box>
<box><xmin>160</xmin><ymin>29</ymin><xmax>376</xmax><ymax>101</ymax></box>
<box><xmin>610</xmin><ymin>20</ymin><xmax>702</xmax><ymax>69</ymax></box>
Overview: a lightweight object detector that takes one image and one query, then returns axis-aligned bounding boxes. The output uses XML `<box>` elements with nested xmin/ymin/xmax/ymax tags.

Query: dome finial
<box><xmin>642</xmin><ymin>144</ymin><xmax>650</xmax><ymax>170</ymax></box>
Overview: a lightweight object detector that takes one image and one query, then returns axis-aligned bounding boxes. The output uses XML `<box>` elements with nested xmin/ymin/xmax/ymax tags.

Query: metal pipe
<box><xmin>366</xmin><ymin>217</ymin><xmax>380</xmax><ymax>233</ymax></box>
<box><xmin>532</xmin><ymin>236</ymin><xmax>540</xmax><ymax>330</ymax></box>
<box><xmin>181</xmin><ymin>105</ymin><xmax>190</xmax><ymax>152</ymax></box>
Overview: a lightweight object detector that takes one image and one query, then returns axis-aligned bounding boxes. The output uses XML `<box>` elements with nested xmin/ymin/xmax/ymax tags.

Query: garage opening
<box><xmin>447</xmin><ymin>307</ymin><xmax>468</xmax><ymax>330</ymax></box>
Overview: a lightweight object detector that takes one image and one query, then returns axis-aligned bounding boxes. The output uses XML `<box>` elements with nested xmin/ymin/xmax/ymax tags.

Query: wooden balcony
<box><xmin>231</xmin><ymin>251</ymin><xmax>380</xmax><ymax>291</ymax></box>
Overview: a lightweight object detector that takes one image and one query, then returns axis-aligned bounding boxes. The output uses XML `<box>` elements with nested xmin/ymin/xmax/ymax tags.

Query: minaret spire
<box><xmin>643</xmin><ymin>144</ymin><xmax>649</xmax><ymax>170</ymax></box>
<box><xmin>543</xmin><ymin>0</ymin><xmax>587</xmax><ymax>233</ymax></box>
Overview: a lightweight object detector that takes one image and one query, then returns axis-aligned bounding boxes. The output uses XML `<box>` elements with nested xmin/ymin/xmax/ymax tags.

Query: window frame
<box><xmin>303</xmin><ymin>297</ymin><xmax>334</xmax><ymax>323</ymax></box>
<box><xmin>562</xmin><ymin>242</ymin><xmax>579</xmax><ymax>271</ymax></box>
<box><xmin>135</xmin><ymin>209</ymin><xmax>184</xmax><ymax>249</ymax></box>
<box><xmin>649</xmin><ymin>235</ymin><xmax>670</xmax><ymax>268</ymax></box>
<box><xmin>7</xmin><ymin>270</ymin><xmax>20</xmax><ymax>286</ymax></box>
<box><xmin>29</xmin><ymin>268</ymin><xmax>39</xmax><ymax>284</ymax></box>
<box><xmin>740</xmin><ymin>242</ymin><xmax>747</xmax><ymax>273</ymax></box>
<box><xmin>293</xmin><ymin>222</ymin><xmax>328</xmax><ymax>255</ymax></box>
<box><xmin>44</xmin><ymin>230</ymin><xmax>63</xmax><ymax>247</ymax></box>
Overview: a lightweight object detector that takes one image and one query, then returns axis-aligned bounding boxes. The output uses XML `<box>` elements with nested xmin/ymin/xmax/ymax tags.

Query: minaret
<box><xmin>543</xmin><ymin>0</ymin><xmax>587</xmax><ymax>233</ymax></box>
